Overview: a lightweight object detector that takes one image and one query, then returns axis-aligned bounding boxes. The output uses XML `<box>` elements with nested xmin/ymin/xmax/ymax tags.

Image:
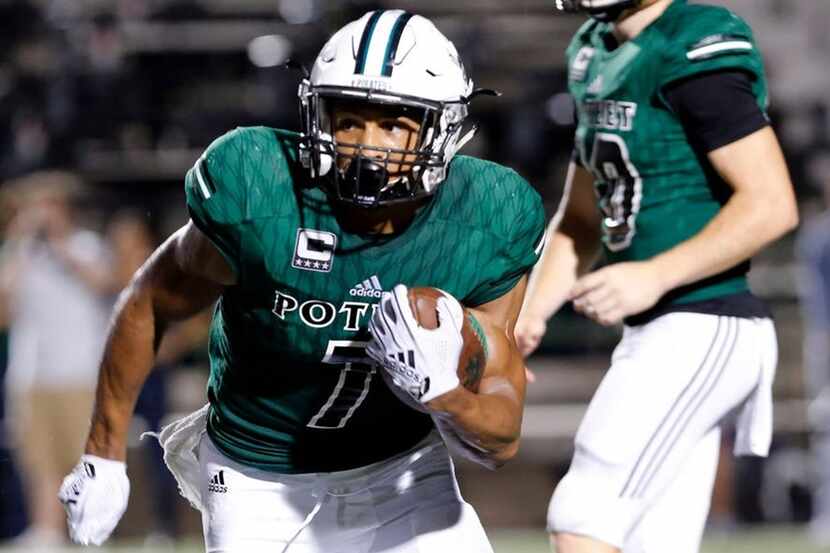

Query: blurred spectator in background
<box><xmin>797</xmin><ymin>152</ymin><xmax>830</xmax><ymax>546</ymax></box>
<box><xmin>106</xmin><ymin>210</ymin><xmax>154</xmax><ymax>292</ymax></box>
<box><xmin>0</xmin><ymin>171</ymin><xmax>113</xmax><ymax>546</ymax></box>
<box><xmin>0</xmin><ymin>185</ymin><xmax>27</xmax><ymax>541</ymax></box>
<box><xmin>0</xmin><ymin>3</ymin><xmax>64</xmax><ymax>177</ymax></box>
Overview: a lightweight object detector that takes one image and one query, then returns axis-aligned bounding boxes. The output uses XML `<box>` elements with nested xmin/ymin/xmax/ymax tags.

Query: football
<box><xmin>407</xmin><ymin>287</ymin><xmax>488</xmax><ymax>393</ymax></box>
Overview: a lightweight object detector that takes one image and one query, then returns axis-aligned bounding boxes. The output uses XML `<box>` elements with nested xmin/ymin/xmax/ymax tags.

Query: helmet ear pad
<box><xmin>317</xmin><ymin>132</ymin><xmax>334</xmax><ymax>177</ymax></box>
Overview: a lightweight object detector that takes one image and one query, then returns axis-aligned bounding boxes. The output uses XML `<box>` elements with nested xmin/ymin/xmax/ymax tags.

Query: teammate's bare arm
<box><xmin>85</xmin><ymin>221</ymin><xmax>233</xmax><ymax>461</ymax></box>
<box><xmin>516</xmin><ymin>162</ymin><xmax>601</xmax><ymax>356</ymax></box>
<box><xmin>426</xmin><ymin>276</ymin><xmax>531</xmax><ymax>467</ymax></box>
<box><xmin>648</xmin><ymin>127</ymin><xmax>798</xmax><ymax>290</ymax></box>
<box><xmin>571</xmin><ymin>126</ymin><xmax>799</xmax><ymax>326</ymax></box>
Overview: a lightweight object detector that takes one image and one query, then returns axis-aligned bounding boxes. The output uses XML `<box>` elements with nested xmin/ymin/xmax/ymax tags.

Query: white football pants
<box><xmin>198</xmin><ymin>431</ymin><xmax>494</xmax><ymax>553</ymax></box>
<box><xmin>548</xmin><ymin>313</ymin><xmax>777</xmax><ymax>552</ymax></box>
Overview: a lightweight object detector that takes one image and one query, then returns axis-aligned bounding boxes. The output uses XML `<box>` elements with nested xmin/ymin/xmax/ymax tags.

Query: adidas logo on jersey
<box><xmin>208</xmin><ymin>470</ymin><xmax>228</xmax><ymax>494</ymax></box>
<box><xmin>349</xmin><ymin>275</ymin><xmax>384</xmax><ymax>298</ymax></box>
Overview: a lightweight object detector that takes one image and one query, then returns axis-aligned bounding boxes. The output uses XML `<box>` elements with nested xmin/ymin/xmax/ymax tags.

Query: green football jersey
<box><xmin>184</xmin><ymin>126</ymin><xmax>545</xmax><ymax>474</ymax></box>
<box><xmin>567</xmin><ymin>0</ymin><xmax>768</xmax><ymax>304</ymax></box>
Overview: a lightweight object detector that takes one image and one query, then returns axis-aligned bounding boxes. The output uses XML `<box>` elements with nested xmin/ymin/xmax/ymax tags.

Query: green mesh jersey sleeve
<box><xmin>464</xmin><ymin>169</ymin><xmax>546</xmax><ymax>307</ymax></box>
<box><xmin>657</xmin><ymin>5</ymin><xmax>767</xmax><ymax>103</ymax></box>
<box><xmin>184</xmin><ymin>128</ymin><xmax>251</xmax><ymax>275</ymax></box>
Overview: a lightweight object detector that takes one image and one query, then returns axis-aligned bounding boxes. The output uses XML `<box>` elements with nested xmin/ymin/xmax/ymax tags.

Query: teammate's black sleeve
<box><xmin>663</xmin><ymin>70</ymin><xmax>769</xmax><ymax>153</ymax></box>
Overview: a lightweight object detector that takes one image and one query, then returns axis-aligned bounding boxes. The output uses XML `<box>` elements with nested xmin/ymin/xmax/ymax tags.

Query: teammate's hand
<box><xmin>58</xmin><ymin>455</ymin><xmax>130</xmax><ymax>545</ymax></box>
<box><xmin>514</xmin><ymin>311</ymin><xmax>547</xmax><ymax>357</ymax></box>
<box><xmin>367</xmin><ymin>284</ymin><xmax>462</xmax><ymax>407</ymax></box>
<box><xmin>570</xmin><ymin>261</ymin><xmax>666</xmax><ymax>326</ymax></box>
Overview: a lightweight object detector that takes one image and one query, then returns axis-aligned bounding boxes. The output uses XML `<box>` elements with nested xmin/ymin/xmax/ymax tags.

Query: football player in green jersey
<box><xmin>516</xmin><ymin>1</ymin><xmax>798</xmax><ymax>552</ymax></box>
<box><xmin>57</xmin><ymin>10</ymin><xmax>545</xmax><ymax>553</ymax></box>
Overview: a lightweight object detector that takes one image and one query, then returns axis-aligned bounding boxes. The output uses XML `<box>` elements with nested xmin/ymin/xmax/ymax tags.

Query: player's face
<box><xmin>332</xmin><ymin>102</ymin><xmax>422</xmax><ymax>176</ymax></box>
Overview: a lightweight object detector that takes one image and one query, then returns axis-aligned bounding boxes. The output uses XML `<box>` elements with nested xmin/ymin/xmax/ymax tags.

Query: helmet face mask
<box><xmin>299</xmin><ymin>11</ymin><xmax>473</xmax><ymax>209</ymax></box>
<box><xmin>555</xmin><ymin>0</ymin><xmax>642</xmax><ymax>22</ymax></box>
<box><xmin>300</xmin><ymin>85</ymin><xmax>468</xmax><ymax>208</ymax></box>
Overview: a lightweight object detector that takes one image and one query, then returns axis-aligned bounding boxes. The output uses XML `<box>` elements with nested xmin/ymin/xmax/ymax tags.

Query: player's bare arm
<box><xmin>650</xmin><ymin>127</ymin><xmax>799</xmax><ymax>289</ymax></box>
<box><xmin>571</xmin><ymin>126</ymin><xmax>799</xmax><ymax>326</ymax></box>
<box><xmin>59</xmin><ymin>221</ymin><xmax>231</xmax><ymax>545</ymax></box>
<box><xmin>516</xmin><ymin>162</ymin><xmax>601</xmax><ymax>356</ymax></box>
<box><xmin>426</xmin><ymin>276</ymin><xmax>530</xmax><ymax>466</ymax></box>
<box><xmin>85</xmin><ymin>220</ymin><xmax>232</xmax><ymax>461</ymax></box>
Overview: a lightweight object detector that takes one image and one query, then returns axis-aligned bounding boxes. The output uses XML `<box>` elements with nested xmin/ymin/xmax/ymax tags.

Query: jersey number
<box><xmin>588</xmin><ymin>133</ymin><xmax>643</xmax><ymax>252</ymax></box>
<box><xmin>307</xmin><ymin>340</ymin><xmax>375</xmax><ymax>429</ymax></box>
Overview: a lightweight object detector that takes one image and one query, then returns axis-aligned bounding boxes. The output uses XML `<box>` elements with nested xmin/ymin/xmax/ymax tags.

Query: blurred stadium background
<box><xmin>1</xmin><ymin>0</ymin><xmax>830</xmax><ymax>551</ymax></box>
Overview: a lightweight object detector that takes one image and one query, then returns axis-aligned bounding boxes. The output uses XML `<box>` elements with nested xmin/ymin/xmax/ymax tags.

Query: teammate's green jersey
<box><xmin>567</xmin><ymin>0</ymin><xmax>768</xmax><ymax>305</ymax></box>
<box><xmin>184</xmin><ymin>126</ymin><xmax>545</xmax><ymax>474</ymax></box>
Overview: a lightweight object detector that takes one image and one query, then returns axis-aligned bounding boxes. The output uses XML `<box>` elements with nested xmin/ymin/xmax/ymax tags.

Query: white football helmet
<box><xmin>555</xmin><ymin>0</ymin><xmax>642</xmax><ymax>22</ymax></box>
<box><xmin>298</xmin><ymin>10</ymin><xmax>475</xmax><ymax>208</ymax></box>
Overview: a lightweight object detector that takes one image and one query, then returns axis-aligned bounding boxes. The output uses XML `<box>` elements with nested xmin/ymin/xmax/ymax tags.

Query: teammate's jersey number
<box><xmin>588</xmin><ymin>133</ymin><xmax>642</xmax><ymax>252</ymax></box>
<box><xmin>307</xmin><ymin>340</ymin><xmax>375</xmax><ymax>429</ymax></box>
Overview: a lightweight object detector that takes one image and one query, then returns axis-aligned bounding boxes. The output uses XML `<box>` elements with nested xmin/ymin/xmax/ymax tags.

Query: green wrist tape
<box><xmin>466</xmin><ymin>311</ymin><xmax>490</xmax><ymax>359</ymax></box>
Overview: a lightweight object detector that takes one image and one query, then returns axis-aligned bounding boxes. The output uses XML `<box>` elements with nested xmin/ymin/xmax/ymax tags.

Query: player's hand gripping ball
<box><xmin>406</xmin><ymin>287</ymin><xmax>488</xmax><ymax>393</ymax></box>
<box><xmin>367</xmin><ymin>284</ymin><xmax>488</xmax><ymax>411</ymax></box>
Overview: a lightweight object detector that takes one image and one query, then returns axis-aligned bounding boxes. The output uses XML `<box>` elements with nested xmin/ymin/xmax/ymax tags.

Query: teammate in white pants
<box><xmin>516</xmin><ymin>1</ymin><xmax>798</xmax><ymax>552</ymax></box>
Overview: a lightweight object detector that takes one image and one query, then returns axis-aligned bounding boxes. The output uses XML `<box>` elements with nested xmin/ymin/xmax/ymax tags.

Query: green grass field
<box><xmin>0</xmin><ymin>526</ymin><xmax>824</xmax><ymax>552</ymax></box>
<box><xmin>698</xmin><ymin>528</ymin><xmax>826</xmax><ymax>553</ymax></box>
<box><xmin>491</xmin><ymin>527</ymin><xmax>826</xmax><ymax>553</ymax></box>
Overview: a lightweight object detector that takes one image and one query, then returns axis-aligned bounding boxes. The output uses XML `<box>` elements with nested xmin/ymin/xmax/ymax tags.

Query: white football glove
<box><xmin>58</xmin><ymin>454</ymin><xmax>130</xmax><ymax>545</ymax></box>
<box><xmin>367</xmin><ymin>284</ymin><xmax>463</xmax><ymax>407</ymax></box>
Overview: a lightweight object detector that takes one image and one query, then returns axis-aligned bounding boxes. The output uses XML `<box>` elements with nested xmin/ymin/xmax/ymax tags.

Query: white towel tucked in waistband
<box><xmin>142</xmin><ymin>404</ymin><xmax>210</xmax><ymax>511</ymax></box>
<box><xmin>734</xmin><ymin>319</ymin><xmax>777</xmax><ymax>457</ymax></box>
